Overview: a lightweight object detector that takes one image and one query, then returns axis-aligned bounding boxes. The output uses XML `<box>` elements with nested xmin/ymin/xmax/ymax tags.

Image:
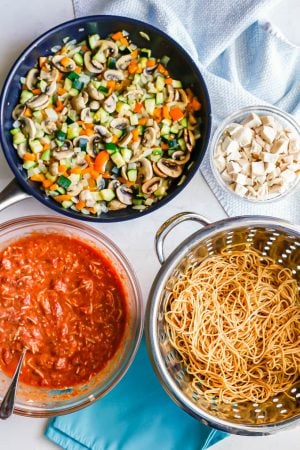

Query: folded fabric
<box><xmin>46</xmin><ymin>338</ymin><xmax>227</xmax><ymax>450</ymax></box>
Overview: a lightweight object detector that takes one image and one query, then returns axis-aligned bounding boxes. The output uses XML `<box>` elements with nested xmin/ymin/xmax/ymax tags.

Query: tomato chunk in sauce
<box><xmin>0</xmin><ymin>233</ymin><xmax>127</xmax><ymax>389</ymax></box>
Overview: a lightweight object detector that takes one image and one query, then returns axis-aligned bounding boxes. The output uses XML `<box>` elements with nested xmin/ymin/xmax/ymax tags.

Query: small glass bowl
<box><xmin>210</xmin><ymin>105</ymin><xmax>300</xmax><ymax>203</ymax></box>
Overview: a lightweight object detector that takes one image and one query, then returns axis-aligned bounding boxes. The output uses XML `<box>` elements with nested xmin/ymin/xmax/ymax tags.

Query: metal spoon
<box><xmin>0</xmin><ymin>349</ymin><xmax>26</xmax><ymax>419</ymax></box>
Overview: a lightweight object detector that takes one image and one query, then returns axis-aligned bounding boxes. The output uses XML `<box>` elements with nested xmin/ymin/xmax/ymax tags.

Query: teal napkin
<box><xmin>45</xmin><ymin>338</ymin><xmax>227</xmax><ymax>449</ymax></box>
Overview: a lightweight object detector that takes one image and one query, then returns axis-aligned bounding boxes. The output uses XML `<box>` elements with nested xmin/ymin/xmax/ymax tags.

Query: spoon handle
<box><xmin>0</xmin><ymin>350</ymin><xmax>26</xmax><ymax>420</ymax></box>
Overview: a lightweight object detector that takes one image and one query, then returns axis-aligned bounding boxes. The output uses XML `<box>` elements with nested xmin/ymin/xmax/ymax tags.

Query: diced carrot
<box><xmin>111</xmin><ymin>135</ymin><xmax>119</xmax><ymax>144</ymax></box>
<box><xmin>30</xmin><ymin>174</ymin><xmax>45</xmax><ymax>182</ymax></box>
<box><xmin>102</xmin><ymin>172</ymin><xmax>111</xmax><ymax>179</ymax></box>
<box><xmin>81</xmin><ymin>45</ymin><xmax>89</xmax><ymax>52</ymax></box>
<box><xmin>153</xmin><ymin>107</ymin><xmax>162</xmax><ymax>122</ymax></box>
<box><xmin>94</xmin><ymin>150</ymin><xmax>109</xmax><ymax>173</ymax></box>
<box><xmin>162</xmin><ymin>104</ymin><xmax>170</xmax><ymax>120</ymax></box>
<box><xmin>165</xmin><ymin>77</ymin><xmax>173</xmax><ymax>85</ymax></box>
<box><xmin>55</xmin><ymin>100</ymin><xmax>64</xmax><ymax>112</ymax></box>
<box><xmin>90</xmin><ymin>169</ymin><xmax>100</xmax><ymax>180</ymax></box>
<box><xmin>107</xmin><ymin>80</ymin><xmax>116</xmax><ymax>90</ymax></box>
<box><xmin>132</xmin><ymin>128</ymin><xmax>140</xmax><ymax>141</ymax></box>
<box><xmin>130</xmin><ymin>50</ymin><xmax>138</xmax><ymax>58</ymax></box>
<box><xmin>74</xmin><ymin>66</ymin><xmax>81</xmax><ymax>74</ymax></box>
<box><xmin>76</xmin><ymin>201</ymin><xmax>86</xmax><ymax>211</ymax></box>
<box><xmin>42</xmin><ymin>179</ymin><xmax>53</xmax><ymax>188</ymax></box>
<box><xmin>39</xmin><ymin>57</ymin><xmax>47</xmax><ymax>68</ymax></box>
<box><xmin>85</xmin><ymin>154</ymin><xmax>93</xmax><ymax>166</ymax></box>
<box><xmin>32</xmin><ymin>88</ymin><xmax>41</xmax><ymax>95</ymax></box>
<box><xmin>23</xmin><ymin>153</ymin><xmax>36</xmax><ymax>161</ymax></box>
<box><xmin>136</xmin><ymin>66</ymin><xmax>143</xmax><ymax>73</ymax></box>
<box><xmin>43</xmin><ymin>143</ymin><xmax>50</xmax><ymax>151</ymax></box>
<box><xmin>80</xmin><ymin>128</ymin><xmax>94</xmax><ymax>136</ymax></box>
<box><xmin>70</xmin><ymin>167</ymin><xmax>82</xmax><ymax>175</ymax></box>
<box><xmin>133</xmin><ymin>102</ymin><xmax>143</xmax><ymax>113</ymax></box>
<box><xmin>190</xmin><ymin>97</ymin><xmax>202</xmax><ymax>111</ymax></box>
<box><xmin>49</xmin><ymin>183</ymin><xmax>59</xmax><ymax>191</ymax></box>
<box><xmin>161</xmin><ymin>142</ymin><xmax>169</xmax><ymax>150</ymax></box>
<box><xmin>56</xmin><ymin>71</ymin><xmax>63</xmax><ymax>82</ymax></box>
<box><xmin>88</xmin><ymin>178</ymin><xmax>96</xmax><ymax>189</ymax></box>
<box><xmin>57</xmin><ymin>87</ymin><xmax>67</xmax><ymax>96</ymax></box>
<box><xmin>157</xmin><ymin>64</ymin><xmax>167</xmax><ymax>75</ymax></box>
<box><xmin>60</xmin><ymin>56</ymin><xmax>73</xmax><ymax>68</ymax></box>
<box><xmin>83</xmin><ymin>122</ymin><xmax>94</xmax><ymax>129</ymax></box>
<box><xmin>58</xmin><ymin>164</ymin><xmax>67</xmax><ymax>173</ymax></box>
<box><xmin>146</xmin><ymin>59</ymin><xmax>156</xmax><ymax>67</ymax></box>
<box><xmin>118</xmin><ymin>177</ymin><xmax>135</xmax><ymax>186</ymax></box>
<box><xmin>24</xmin><ymin>108</ymin><xmax>33</xmax><ymax>118</ymax></box>
<box><xmin>60</xmin><ymin>46</ymin><xmax>67</xmax><ymax>55</ymax></box>
<box><xmin>54</xmin><ymin>194</ymin><xmax>72</xmax><ymax>202</ymax></box>
<box><xmin>170</xmin><ymin>107</ymin><xmax>184</xmax><ymax>121</ymax></box>
<box><xmin>138</xmin><ymin>117</ymin><xmax>147</xmax><ymax>126</ymax></box>
<box><xmin>87</xmin><ymin>207</ymin><xmax>97</xmax><ymax>214</ymax></box>
<box><xmin>128</xmin><ymin>61</ymin><xmax>138</xmax><ymax>74</ymax></box>
<box><xmin>112</xmin><ymin>31</ymin><xmax>123</xmax><ymax>41</ymax></box>
<box><xmin>120</xmin><ymin>37</ymin><xmax>129</xmax><ymax>47</ymax></box>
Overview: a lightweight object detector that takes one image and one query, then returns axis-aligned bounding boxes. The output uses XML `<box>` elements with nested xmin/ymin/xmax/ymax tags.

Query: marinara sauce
<box><xmin>0</xmin><ymin>233</ymin><xmax>127</xmax><ymax>389</ymax></box>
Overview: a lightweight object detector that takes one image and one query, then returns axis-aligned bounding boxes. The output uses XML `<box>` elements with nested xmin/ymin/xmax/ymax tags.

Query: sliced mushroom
<box><xmin>79</xmin><ymin>188</ymin><xmax>95</xmax><ymax>205</ymax></box>
<box><xmin>116</xmin><ymin>54</ymin><xmax>132</xmax><ymax>70</ymax></box>
<box><xmin>84</xmin><ymin>52</ymin><xmax>104</xmax><ymax>74</ymax></box>
<box><xmin>87</xmin><ymin>135</ymin><xmax>103</xmax><ymax>156</ymax></box>
<box><xmin>45</xmin><ymin>80</ymin><xmax>57</xmax><ymax>96</ymax></box>
<box><xmin>80</xmin><ymin>107</ymin><xmax>92</xmax><ymax>123</ymax></box>
<box><xmin>12</xmin><ymin>104</ymin><xmax>26</xmax><ymax>120</ymax></box>
<box><xmin>52</xmin><ymin>149</ymin><xmax>74</xmax><ymax>160</ymax></box>
<box><xmin>110</xmin><ymin>117</ymin><xmax>129</xmax><ymax>130</ymax></box>
<box><xmin>172</xmin><ymin>151</ymin><xmax>190</xmax><ymax>165</ymax></box>
<box><xmin>143</xmin><ymin>65</ymin><xmax>157</xmax><ymax>76</ymax></box>
<box><xmin>49</xmin><ymin>162</ymin><xmax>59</xmax><ymax>176</ymax></box>
<box><xmin>108</xmin><ymin>179</ymin><xmax>121</xmax><ymax>190</ymax></box>
<box><xmin>142</xmin><ymin>127</ymin><xmax>156</xmax><ymax>147</ymax></box>
<box><xmin>86</xmin><ymin>82</ymin><xmax>104</xmax><ymax>101</ymax></box>
<box><xmin>43</xmin><ymin>119</ymin><xmax>57</xmax><ymax>134</ymax></box>
<box><xmin>178</xmin><ymin>89</ymin><xmax>188</xmax><ymax>105</ymax></box>
<box><xmin>167</xmin><ymin>84</ymin><xmax>175</xmax><ymax>102</ymax></box>
<box><xmin>116</xmin><ymin>185</ymin><xmax>133</xmax><ymax>205</ymax></box>
<box><xmin>75</xmin><ymin>152</ymin><xmax>88</xmax><ymax>168</ymax></box>
<box><xmin>138</xmin><ymin>157</ymin><xmax>153</xmax><ymax>182</ymax></box>
<box><xmin>152</xmin><ymin>120</ymin><xmax>160</xmax><ymax>139</ymax></box>
<box><xmin>108</xmin><ymin>199</ymin><xmax>127</xmax><ymax>211</ymax></box>
<box><xmin>156</xmin><ymin>158</ymin><xmax>183</xmax><ymax>178</ymax></box>
<box><xmin>130</xmin><ymin>138</ymin><xmax>141</xmax><ymax>153</ymax></box>
<box><xmin>142</xmin><ymin>177</ymin><xmax>162</xmax><ymax>194</ymax></box>
<box><xmin>17</xmin><ymin>142</ymin><xmax>27</xmax><ymax>158</ymax></box>
<box><xmin>71</xmin><ymin>93</ymin><xmax>88</xmax><ymax>113</ymax></box>
<box><xmin>26</xmin><ymin>94</ymin><xmax>49</xmax><ymax>110</ymax></box>
<box><xmin>103</xmin><ymin>70</ymin><xmax>124</xmax><ymax>81</ymax></box>
<box><xmin>129</xmin><ymin>147</ymin><xmax>152</xmax><ymax>163</ymax></box>
<box><xmin>52</xmin><ymin>55</ymin><xmax>76</xmax><ymax>72</ymax></box>
<box><xmin>103</xmin><ymin>93</ymin><xmax>117</xmax><ymax>114</ymax></box>
<box><xmin>153</xmin><ymin>162</ymin><xmax>168</xmax><ymax>178</ymax></box>
<box><xmin>118</xmin><ymin>131</ymin><xmax>132</xmax><ymax>147</ymax></box>
<box><xmin>94</xmin><ymin>125</ymin><xmax>113</xmax><ymax>143</ymax></box>
<box><xmin>20</xmin><ymin>117</ymin><xmax>36</xmax><ymax>139</ymax></box>
<box><xmin>121</xmin><ymin>166</ymin><xmax>128</xmax><ymax>180</ymax></box>
<box><xmin>68</xmin><ymin>182</ymin><xmax>84</xmax><ymax>197</ymax></box>
<box><xmin>124</xmin><ymin>88</ymin><xmax>144</xmax><ymax>99</ymax></box>
<box><xmin>96</xmin><ymin>40</ymin><xmax>118</xmax><ymax>57</ymax></box>
<box><xmin>90</xmin><ymin>100</ymin><xmax>100</xmax><ymax>111</ymax></box>
<box><xmin>40</xmin><ymin>67</ymin><xmax>58</xmax><ymax>82</ymax></box>
<box><xmin>26</xmin><ymin>68</ymin><xmax>39</xmax><ymax>91</ymax></box>
<box><xmin>184</xmin><ymin>129</ymin><xmax>195</xmax><ymax>152</ymax></box>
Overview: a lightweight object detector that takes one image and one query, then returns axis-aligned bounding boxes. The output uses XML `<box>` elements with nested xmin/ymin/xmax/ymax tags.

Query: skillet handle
<box><xmin>155</xmin><ymin>212</ymin><xmax>211</xmax><ymax>265</ymax></box>
<box><xmin>0</xmin><ymin>179</ymin><xmax>30</xmax><ymax>212</ymax></box>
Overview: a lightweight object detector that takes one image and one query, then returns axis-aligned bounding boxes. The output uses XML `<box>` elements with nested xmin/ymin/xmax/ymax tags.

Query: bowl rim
<box><xmin>0</xmin><ymin>214</ymin><xmax>144</xmax><ymax>417</ymax></box>
<box><xmin>145</xmin><ymin>214</ymin><xmax>300</xmax><ymax>435</ymax></box>
<box><xmin>0</xmin><ymin>14</ymin><xmax>212</xmax><ymax>222</ymax></box>
<box><xmin>209</xmin><ymin>104</ymin><xmax>300</xmax><ymax>204</ymax></box>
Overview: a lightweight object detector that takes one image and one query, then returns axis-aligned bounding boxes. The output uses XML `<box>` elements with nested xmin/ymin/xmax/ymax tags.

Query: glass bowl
<box><xmin>0</xmin><ymin>216</ymin><xmax>143</xmax><ymax>417</ymax></box>
<box><xmin>210</xmin><ymin>105</ymin><xmax>300</xmax><ymax>203</ymax></box>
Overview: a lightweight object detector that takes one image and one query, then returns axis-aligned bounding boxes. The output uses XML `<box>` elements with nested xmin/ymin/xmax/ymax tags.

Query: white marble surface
<box><xmin>0</xmin><ymin>1</ymin><xmax>299</xmax><ymax>449</ymax></box>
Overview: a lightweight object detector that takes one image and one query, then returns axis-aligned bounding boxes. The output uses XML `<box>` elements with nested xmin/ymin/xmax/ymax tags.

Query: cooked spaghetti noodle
<box><xmin>164</xmin><ymin>246</ymin><xmax>300</xmax><ymax>404</ymax></box>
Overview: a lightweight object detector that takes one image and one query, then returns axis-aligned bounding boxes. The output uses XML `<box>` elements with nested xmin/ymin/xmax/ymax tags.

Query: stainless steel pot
<box><xmin>145</xmin><ymin>212</ymin><xmax>300</xmax><ymax>435</ymax></box>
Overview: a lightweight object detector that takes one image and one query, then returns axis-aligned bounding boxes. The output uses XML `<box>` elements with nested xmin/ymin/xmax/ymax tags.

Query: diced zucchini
<box><xmin>161</xmin><ymin>119</ymin><xmax>172</xmax><ymax>126</ymax></box>
<box><xmin>100</xmin><ymin>189</ymin><xmax>115</xmax><ymax>202</ymax></box>
<box><xmin>179</xmin><ymin>117</ymin><xmax>188</xmax><ymax>128</ymax></box>
<box><xmin>10</xmin><ymin>128</ymin><xmax>20</xmax><ymax>136</ymax></box>
<box><xmin>41</xmin><ymin>149</ymin><xmax>51</xmax><ymax>161</ymax></box>
<box><xmin>133</xmin><ymin>74</ymin><xmax>142</xmax><ymax>85</ymax></box>
<box><xmin>37</xmin><ymin>79</ymin><xmax>47</xmax><ymax>92</ymax></box>
<box><xmin>62</xmin><ymin>200</ymin><xmax>73</xmax><ymax>209</ymax></box>
<box><xmin>93</xmin><ymin>49</ymin><xmax>107</xmax><ymax>64</ymax></box>
<box><xmin>13</xmin><ymin>131</ymin><xmax>26</xmax><ymax>145</ymax></box>
<box><xmin>170</xmin><ymin>124</ymin><xmax>179</xmax><ymax>134</ymax></box>
<box><xmin>45</xmin><ymin>172</ymin><xmax>57</xmax><ymax>182</ymax></box>
<box><xmin>160</xmin><ymin>125</ymin><xmax>170</xmax><ymax>136</ymax></box>
<box><xmin>67</xmin><ymin>109</ymin><xmax>77</xmax><ymax>123</ymax></box>
<box><xmin>64</xmin><ymin>78</ymin><xmax>73</xmax><ymax>91</ymax></box>
<box><xmin>27</xmin><ymin>167</ymin><xmax>40</xmax><ymax>178</ymax></box>
<box><xmin>105</xmin><ymin>142</ymin><xmax>118</xmax><ymax>152</ymax></box>
<box><xmin>57</xmin><ymin>175</ymin><xmax>71</xmax><ymax>189</ymax></box>
<box><xmin>178</xmin><ymin>138</ymin><xmax>186</xmax><ymax>150</ymax></box>
<box><xmin>68</xmin><ymin>88</ymin><xmax>79</xmax><ymax>97</ymax></box>
<box><xmin>115</xmin><ymin>101</ymin><xmax>130</xmax><ymax>115</ymax></box>
<box><xmin>139</xmin><ymin>57</ymin><xmax>148</xmax><ymax>69</ymax></box>
<box><xmin>67</xmin><ymin>123</ymin><xmax>80</xmax><ymax>139</ymax></box>
<box><xmin>156</xmin><ymin>92</ymin><xmax>164</xmax><ymax>105</ymax></box>
<box><xmin>155</xmin><ymin>76</ymin><xmax>165</xmax><ymax>92</ymax></box>
<box><xmin>88</xmin><ymin>34</ymin><xmax>100</xmax><ymax>50</ymax></box>
<box><xmin>120</xmin><ymin>148</ymin><xmax>132</xmax><ymax>163</ymax></box>
<box><xmin>67</xmin><ymin>71</ymin><xmax>80</xmax><ymax>81</ymax></box>
<box><xmin>154</xmin><ymin>185</ymin><xmax>167</xmax><ymax>197</ymax></box>
<box><xmin>127</xmin><ymin>169</ymin><xmax>137</xmax><ymax>182</ymax></box>
<box><xmin>110</xmin><ymin>151</ymin><xmax>125</xmax><ymax>168</ymax></box>
<box><xmin>144</xmin><ymin>98</ymin><xmax>155</xmax><ymax>115</ymax></box>
<box><xmin>132</xmin><ymin>198</ymin><xmax>144</xmax><ymax>205</ymax></box>
<box><xmin>22</xmin><ymin>160</ymin><xmax>37</xmax><ymax>170</ymax></box>
<box><xmin>56</xmin><ymin>186</ymin><xmax>65</xmax><ymax>195</ymax></box>
<box><xmin>20</xmin><ymin>90</ymin><xmax>33</xmax><ymax>104</ymax></box>
<box><xmin>32</xmin><ymin>110</ymin><xmax>43</xmax><ymax>122</ymax></box>
<box><xmin>29</xmin><ymin>140</ymin><xmax>43</xmax><ymax>153</ymax></box>
<box><xmin>130</xmin><ymin>113</ymin><xmax>139</xmax><ymax>126</ymax></box>
<box><xmin>98</xmin><ymin>85</ymin><xmax>109</xmax><ymax>94</ymax></box>
<box><xmin>140</xmin><ymin>48</ymin><xmax>151</xmax><ymax>57</ymax></box>
<box><xmin>172</xmin><ymin>79</ymin><xmax>182</xmax><ymax>88</ymax></box>
<box><xmin>72</xmin><ymin>79</ymin><xmax>84</xmax><ymax>91</ymax></box>
<box><xmin>107</xmin><ymin>57</ymin><xmax>116</xmax><ymax>69</ymax></box>
<box><xmin>73</xmin><ymin>52</ymin><xmax>84</xmax><ymax>66</ymax></box>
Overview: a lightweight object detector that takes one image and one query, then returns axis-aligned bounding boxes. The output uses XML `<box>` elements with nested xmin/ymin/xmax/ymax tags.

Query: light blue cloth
<box><xmin>46</xmin><ymin>339</ymin><xmax>227</xmax><ymax>449</ymax></box>
<box><xmin>46</xmin><ymin>1</ymin><xmax>300</xmax><ymax>449</ymax></box>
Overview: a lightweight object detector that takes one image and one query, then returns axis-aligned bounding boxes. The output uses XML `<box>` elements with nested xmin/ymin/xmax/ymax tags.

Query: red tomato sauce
<box><xmin>0</xmin><ymin>233</ymin><xmax>127</xmax><ymax>389</ymax></box>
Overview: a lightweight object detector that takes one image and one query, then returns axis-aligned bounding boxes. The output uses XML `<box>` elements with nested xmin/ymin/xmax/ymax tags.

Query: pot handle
<box><xmin>155</xmin><ymin>212</ymin><xmax>211</xmax><ymax>264</ymax></box>
<box><xmin>0</xmin><ymin>179</ymin><xmax>31</xmax><ymax>212</ymax></box>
